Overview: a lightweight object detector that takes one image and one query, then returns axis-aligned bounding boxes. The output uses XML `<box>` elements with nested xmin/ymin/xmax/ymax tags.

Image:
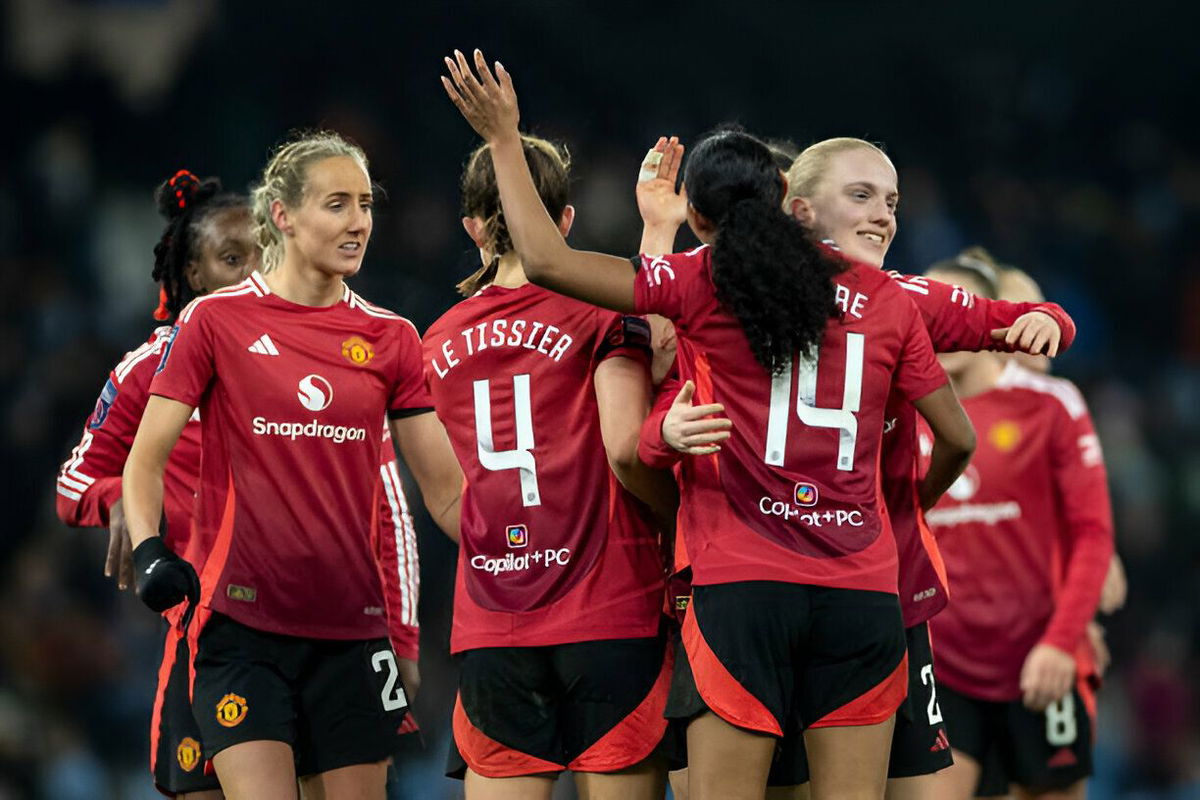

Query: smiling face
<box><xmin>790</xmin><ymin>146</ymin><xmax>898</xmax><ymax>267</ymax></box>
<box><xmin>276</xmin><ymin>155</ymin><xmax>373</xmax><ymax>278</ymax></box>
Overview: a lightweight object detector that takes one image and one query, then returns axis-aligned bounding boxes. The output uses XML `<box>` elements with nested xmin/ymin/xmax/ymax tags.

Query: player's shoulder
<box><xmin>177</xmin><ymin>274</ymin><xmax>269</xmax><ymax>325</ymax></box>
<box><xmin>639</xmin><ymin>244</ymin><xmax>711</xmax><ymax>282</ymax></box>
<box><xmin>995</xmin><ymin>362</ymin><xmax>1088</xmax><ymax>420</ymax></box>
<box><xmin>342</xmin><ymin>286</ymin><xmax>421</xmax><ymax>340</ymax></box>
<box><xmin>112</xmin><ymin>325</ymin><xmax>176</xmax><ymax>384</ymax></box>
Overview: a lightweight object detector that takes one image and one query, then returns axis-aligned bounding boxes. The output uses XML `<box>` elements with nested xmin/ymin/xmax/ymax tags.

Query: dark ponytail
<box><xmin>150</xmin><ymin>170</ymin><xmax>248</xmax><ymax>320</ymax></box>
<box><xmin>685</xmin><ymin>130</ymin><xmax>841</xmax><ymax>374</ymax></box>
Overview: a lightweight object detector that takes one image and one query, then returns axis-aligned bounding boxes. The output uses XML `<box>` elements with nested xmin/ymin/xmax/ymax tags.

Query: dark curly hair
<box><xmin>457</xmin><ymin>135</ymin><xmax>571</xmax><ymax>297</ymax></box>
<box><xmin>151</xmin><ymin>170</ymin><xmax>249</xmax><ymax>320</ymax></box>
<box><xmin>685</xmin><ymin>130</ymin><xmax>841</xmax><ymax>374</ymax></box>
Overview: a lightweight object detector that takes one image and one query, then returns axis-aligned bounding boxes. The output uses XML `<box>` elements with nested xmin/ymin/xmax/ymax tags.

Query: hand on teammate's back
<box><xmin>1019</xmin><ymin>642</ymin><xmax>1076</xmax><ymax>711</ymax></box>
<box><xmin>662</xmin><ymin>381</ymin><xmax>733</xmax><ymax>455</ymax></box>
<box><xmin>104</xmin><ymin>498</ymin><xmax>135</xmax><ymax>591</ymax></box>
<box><xmin>132</xmin><ymin>536</ymin><xmax>200</xmax><ymax>615</ymax></box>
<box><xmin>990</xmin><ymin>310</ymin><xmax>1061</xmax><ymax>356</ymax></box>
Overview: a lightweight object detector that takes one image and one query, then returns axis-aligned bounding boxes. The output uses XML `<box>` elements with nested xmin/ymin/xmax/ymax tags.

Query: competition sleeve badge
<box><xmin>342</xmin><ymin>335</ymin><xmax>375</xmax><ymax>366</ymax></box>
<box><xmin>215</xmin><ymin>693</ymin><xmax>248</xmax><ymax>728</ymax></box>
<box><xmin>88</xmin><ymin>378</ymin><xmax>119</xmax><ymax>429</ymax></box>
<box><xmin>176</xmin><ymin>737</ymin><xmax>201</xmax><ymax>771</ymax></box>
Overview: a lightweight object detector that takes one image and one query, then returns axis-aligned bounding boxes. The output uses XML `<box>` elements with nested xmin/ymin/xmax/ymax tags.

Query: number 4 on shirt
<box><xmin>765</xmin><ymin>333</ymin><xmax>865</xmax><ymax>472</ymax></box>
<box><xmin>473</xmin><ymin>373</ymin><xmax>541</xmax><ymax>506</ymax></box>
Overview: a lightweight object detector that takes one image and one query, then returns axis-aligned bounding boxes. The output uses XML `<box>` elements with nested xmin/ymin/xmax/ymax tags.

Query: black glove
<box><xmin>132</xmin><ymin>537</ymin><xmax>200</xmax><ymax>615</ymax></box>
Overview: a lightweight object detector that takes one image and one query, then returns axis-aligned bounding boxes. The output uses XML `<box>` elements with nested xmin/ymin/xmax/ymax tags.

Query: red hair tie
<box><xmin>152</xmin><ymin>286</ymin><xmax>171</xmax><ymax>321</ymax></box>
<box><xmin>168</xmin><ymin>169</ymin><xmax>200</xmax><ymax>210</ymax></box>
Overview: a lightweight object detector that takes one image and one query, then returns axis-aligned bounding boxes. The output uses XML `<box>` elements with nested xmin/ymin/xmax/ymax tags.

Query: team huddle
<box><xmin>54</xmin><ymin>49</ymin><xmax>1116</xmax><ymax>800</ymax></box>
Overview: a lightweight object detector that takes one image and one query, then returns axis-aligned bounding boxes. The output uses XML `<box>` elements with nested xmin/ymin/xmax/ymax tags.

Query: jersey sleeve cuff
<box><xmin>387</xmin><ymin>406</ymin><xmax>434</xmax><ymax>420</ymax></box>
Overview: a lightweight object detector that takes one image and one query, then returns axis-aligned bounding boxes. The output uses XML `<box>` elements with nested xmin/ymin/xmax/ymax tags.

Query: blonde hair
<box><xmin>784</xmin><ymin>137</ymin><xmax>890</xmax><ymax>207</ymax></box>
<box><xmin>251</xmin><ymin>131</ymin><xmax>370</xmax><ymax>273</ymax></box>
<box><xmin>998</xmin><ymin>266</ymin><xmax>1044</xmax><ymax>303</ymax></box>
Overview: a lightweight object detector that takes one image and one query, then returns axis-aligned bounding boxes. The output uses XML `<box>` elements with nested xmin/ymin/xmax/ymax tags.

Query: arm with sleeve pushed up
<box><xmin>1040</xmin><ymin>399</ymin><xmax>1114</xmax><ymax>653</ymax></box>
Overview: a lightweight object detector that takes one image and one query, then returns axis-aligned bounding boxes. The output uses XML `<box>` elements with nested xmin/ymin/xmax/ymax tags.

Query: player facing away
<box><xmin>56</xmin><ymin>170</ymin><xmax>255</xmax><ymax>799</ymax></box>
<box><xmin>635</xmin><ymin>136</ymin><xmax>1077</xmax><ymax>800</ymax></box>
<box><xmin>424</xmin><ymin>136</ymin><xmax>676</xmax><ymax>800</ymax></box>
<box><xmin>441</xmin><ymin>50</ymin><xmax>976</xmax><ymax>800</ymax></box>
<box><xmin>920</xmin><ymin>261</ymin><xmax>1113</xmax><ymax>800</ymax></box>
<box><xmin>120</xmin><ymin>132</ymin><xmax>464</xmax><ymax>800</ymax></box>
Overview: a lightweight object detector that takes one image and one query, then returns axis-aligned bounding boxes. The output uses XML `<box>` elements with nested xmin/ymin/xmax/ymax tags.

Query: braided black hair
<box><xmin>684</xmin><ymin>130</ymin><xmax>842</xmax><ymax>374</ymax></box>
<box><xmin>150</xmin><ymin>170</ymin><xmax>248</xmax><ymax>320</ymax></box>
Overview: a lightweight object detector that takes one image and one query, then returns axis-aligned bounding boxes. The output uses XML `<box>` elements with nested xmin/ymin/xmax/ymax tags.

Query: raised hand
<box><xmin>990</xmin><ymin>310</ymin><xmax>1061</xmax><ymax>356</ymax></box>
<box><xmin>663</xmin><ymin>380</ymin><xmax>733</xmax><ymax>455</ymax></box>
<box><xmin>441</xmin><ymin>49</ymin><xmax>520</xmax><ymax>144</ymax></box>
<box><xmin>637</xmin><ymin>136</ymin><xmax>688</xmax><ymax>231</ymax></box>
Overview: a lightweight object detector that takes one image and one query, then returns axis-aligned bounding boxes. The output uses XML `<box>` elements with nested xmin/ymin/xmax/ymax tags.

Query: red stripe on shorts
<box><xmin>682</xmin><ymin>601</ymin><xmax>783</xmax><ymax>736</ymax></box>
<box><xmin>808</xmin><ymin>651</ymin><xmax>908</xmax><ymax>729</ymax></box>
<box><xmin>568</xmin><ymin>642</ymin><xmax>674</xmax><ymax>772</ymax></box>
<box><xmin>148</xmin><ymin>609</ymin><xmax>183</xmax><ymax>777</ymax></box>
<box><xmin>452</xmin><ymin>693</ymin><xmax>564</xmax><ymax>778</ymax></box>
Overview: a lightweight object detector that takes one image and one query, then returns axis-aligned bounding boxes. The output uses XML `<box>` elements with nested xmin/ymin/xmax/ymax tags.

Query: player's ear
<box><xmin>557</xmin><ymin>205</ymin><xmax>576</xmax><ymax>238</ymax></box>
<box><xmin>789</xmin><ymin>195</ymin><xmax>815</xmax><ymax>226</ymax></box>
<box><xmin>184</xmin><ymin>260</ymin><xmax>205</xmax><ymax>292</ymax></box>
<box><xmin>461</xmin><ymin>216</ymin><xmax>487</xmax><ymax>248</ymax></box>
<box><xmin>271</xmin><ymin>199</ymin><xmax>293</xmax><ymax>236</ymax></box>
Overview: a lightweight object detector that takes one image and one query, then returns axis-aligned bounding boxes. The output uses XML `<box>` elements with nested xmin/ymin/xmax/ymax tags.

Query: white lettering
<box><xmin>833</xmin><ymin>284</ymin><xmax>869</xmax><ymax>318</ymax></box>
<box><xmin>925</xmin><ymin>501</ymin><xmax>1022</xmax><ymax>527</ymax></box>
<box><xmin>468</xmin><ymin>548</ymin><xmax>572</xmax><ymax>574</ymax></box>
<box><xmin>250</xmin><ymin>417</ymin><xmax>368</xmax><ymax>444</ymax></box>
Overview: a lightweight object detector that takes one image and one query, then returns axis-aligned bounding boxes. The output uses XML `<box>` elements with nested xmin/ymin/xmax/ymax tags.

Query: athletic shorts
<box><xmin>939</xmin><ymin>682</ymin><xmax>1093</xmax><ymax>795</ymax></box>
<box><xmin>448</xmin><ymin>635</ymin><xmax>672</xmax><ymax>779</ymax></box>
<box><xmin>192</xmin><ymin>612</ymin><xmax>408</xmax><ymax>777</ymax></box>
<box><xmin>150</xmin><ymin>616</ymin><xmax>220</xmax><ymax>796</ymax></box>
<box><xmin>665</xmin><ymin>581</ymin><xmax>908</xmax><ymax>737</ymax></box>
<box><xmin>764</xmin><ymin>622</ymin><xmax>953</xmax><ymax>786</ymax></box>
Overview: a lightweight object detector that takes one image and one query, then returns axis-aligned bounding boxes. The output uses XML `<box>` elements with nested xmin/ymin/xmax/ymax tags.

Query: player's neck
<box><xmin>947</xmin><ymin>354</ymin><xmax>1003</xmax><ymax>399</ymax></box>
<box><xmin>490</xmin><ymin>251</ymin><xmax>529</xmax><ymax>290</ymax></box>
<box><xmin>263</xmin><ymin>259</ymin><xmax>345</xmax><ymax>307</ymax></box>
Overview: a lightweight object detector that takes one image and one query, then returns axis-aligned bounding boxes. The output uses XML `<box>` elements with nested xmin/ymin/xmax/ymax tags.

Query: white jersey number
<box><xmin>920</xmin><ymin>663</ymin><xmax>944</xmax><ymax>725</ymax></box>
<box><xmin>765</xmin><ymin>333</ymin><xmax>865</xmax><ymax>471</ymax></box>
<box><xmin>473</xmin><ymin>374</ymin><xmax>541</xmax><ymax>507</ymax></box>
<box><xmin>1045</xmin><ymin>694</ymin><xmax>1078</xmax><ymax>746</ymax></box>
<box><xmin>371</xmin><ymin>649</ymin><xmax>408</xmax><ymax>712</ymax></box>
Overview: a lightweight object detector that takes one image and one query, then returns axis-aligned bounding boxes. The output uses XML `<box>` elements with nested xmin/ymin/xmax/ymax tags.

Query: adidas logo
<box><xmin>248</xmin><ymin>334</ymin><xmax>280</xmax><ymax>356</ymax></box>
<box><xmin>930</xmin><ymin>729</ymin><xmax>950</xmax><ymax>753</ymax></box>
<box><xmin>1047</xmin><ymin>747</ymin><xmax>1077</xmax><ymax>768</ymax></box>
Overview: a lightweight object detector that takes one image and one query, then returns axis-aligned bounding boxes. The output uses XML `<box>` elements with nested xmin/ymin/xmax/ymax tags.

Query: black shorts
<box><xmin>448</xmin><ymin>635</ymin><xmax>672</xmax><ymax>779</ymax></box>
<box><xmin>192</xmin><ymin>612</ymin><xmax>408</xmax><ymax>777</ymax></box>
<box><xmin>939</xmin><ymin>682</ymin><xmax>1093</xmax><ymax>794</ymax></box>
<box><xmin>151</xmin><ymin>618</ymin><xmax>220</xmax><ymax>795</ymax></box>
<box><xmin>764</xmin><ymin>622</ymin><xmax>953</xmax><ymax>786</ymax></box>
<box><xmin>666</xmin><ymin>581</ymin><xmax>907</xmax><ymax>737</ymax></box>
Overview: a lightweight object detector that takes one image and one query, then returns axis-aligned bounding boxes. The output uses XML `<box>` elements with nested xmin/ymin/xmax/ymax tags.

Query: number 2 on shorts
<box><xmin>765</xmin><ymin>333</ymin><xmax>865</xmax><ymax>471</ymax></box>
<box><xmin>1045</xmin><ymin>694</ymin><xmax>1077</xmax><ymax>746</ymax></box>
<box><xmin>473</xmin><ymin>373</ymin><xmax>540</xmax><ymax>506</ymax></box>
<box><xmin>920</xmin><ymin>663</ymin><xmax>943</xmax><ymax>725</ymax></box>
<box><xmin>371</xmin><ymin>649</ymin><xmax>408</xmax><ymax>712</ymax></box>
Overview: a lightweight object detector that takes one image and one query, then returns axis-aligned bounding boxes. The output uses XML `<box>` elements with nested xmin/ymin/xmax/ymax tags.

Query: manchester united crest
<box><xmin>988</xmin><ymin>420</ymin><xmax>1022</xmax><ymax>452</ymax></box>
<box><xmin>215</xmin><ymin>693</ymin><xmax>248</xmax><ymax>728</ymax></box>
<box><xmin>176</xmin><ymin>737</ymin><xmax>202</xmax><ymax>772</ymax></box>
<box><xmin>342</xmin><ymin>336</ymin><xmax>375</xmax><ymax>366</ymax></box>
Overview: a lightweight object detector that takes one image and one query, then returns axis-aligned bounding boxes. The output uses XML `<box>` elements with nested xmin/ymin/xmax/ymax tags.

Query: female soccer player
<box><xmin>637</xmin><ymin>137</ymin><xmax>1077</xmax><ymax>800</ymax></box>
<box><xmin>921</xmin><ymin>260</ymin><xmax>1113</xmax><ymax>800</ymax></box>
<box><xmin>120</xmin><ymin>132</ymin><xmax>463</xmax><ymax>800</ymax></box>
<box><xmin>424</xmin><ymin>134</ymin><xmax>675</xmax><ymax>800</ymax></box>
<box><xmin>56</xmin><ymin>170</ymin><xmax>255</xmax><ymax>799</ymax></box>
<box><xmin>441</xmin><ymin>50</ymin><xmax>976</xmax><ymax>800</ymax></box>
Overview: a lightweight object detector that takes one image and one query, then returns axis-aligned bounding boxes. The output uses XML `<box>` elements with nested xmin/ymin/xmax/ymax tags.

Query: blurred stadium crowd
<box><xmin>1</xmin><ymin>1</ymin><xmax>1198</xmax><ymax>797</ymax></box>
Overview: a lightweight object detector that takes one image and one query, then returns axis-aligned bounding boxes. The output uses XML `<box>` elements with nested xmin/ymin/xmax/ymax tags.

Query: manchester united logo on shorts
<box><xmin>176</xmin><ymin>737</ymin><xmax>202</xmax><ymax>772</ymax></box>
<box><xmin>341</xmin><ymin>336</ymin><xmax>375</xmax><ymax>366</ymax></box>
<box><xmin>215</xmin><ymin>693</ymin><xmax>248</xmax><ymax>728</ymax></box>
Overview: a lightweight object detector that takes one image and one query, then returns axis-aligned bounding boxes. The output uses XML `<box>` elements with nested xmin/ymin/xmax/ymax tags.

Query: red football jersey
<box><xmin>633</xmin><ymin>246</ymin><xmax>946</xmax><ymax>592</ymax></box>
<box><xmin>375</xmin><ymin>424</ymin><xmax>421</xmax><ymax>660</ymax></box>
<box><xmin>150</xmin><ymin>273</ymin><xmax>431</xmax><ymax>640</ymax></box>
<box><xmin>881</xmin><ymin>272</ymin><xmax>1077</xmax><ymax>627</ymax></box>
<box><xmin>423</xmin><ymin>283</ymin><xmax>663</xmax><ymax>652</ymax></box>
<box><xmin>924</xmin><ymin>362</ymin><xmax>1113</xmax><ymax>701</ymax></box>
<box><xmin>57</xmin><ymin>327</ymin><xmax>206</xmax><ymax>562</ymax></box>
